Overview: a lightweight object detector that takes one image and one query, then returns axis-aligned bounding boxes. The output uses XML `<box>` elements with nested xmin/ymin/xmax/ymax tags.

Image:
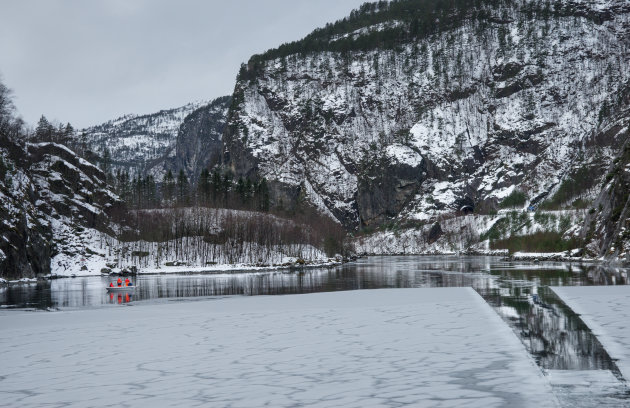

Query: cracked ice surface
<box><xmin>551</xmin><ymin>286</ymin><xmax>630</xmax><ymax>381</ymax></box>
<box><xmin>0</xmin><ymin>288</ymin><xmax>557</xmax><ymax>407</ymax></box>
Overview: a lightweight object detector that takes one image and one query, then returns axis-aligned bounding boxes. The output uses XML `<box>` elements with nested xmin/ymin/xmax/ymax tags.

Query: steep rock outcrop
<box><xmin>28</xmin><ymin>142</ymin><xmax>126</xmax><ymax>233</ymax></box>
<box><xmin>80</xmin><ymin>101</ymin><xmax>209</xmax><ymax>180</ymax></box>
<box><xmin>582</xmin><ymin>125</ymin><xmax>630</xmax><ymax>260</ymax></box>
<box><xmin>223</xmin><ymin>0</ymin><xmax>630</xmax><ymax>229</ymax></box>
<box><xmin>357</xmin><ymin>144</ymin><xmax>426</xmax><ymax>226</ymax></box>
<box><xmin>174</xmin><ymin>96</ymin><xmax>231</xmax><ymax>181</ymax></box>
<box><xmin>0</xmin><ymin>138</ymin><xmax>52</xmax><ymax>278</ymax></box>
<box><xmin>0</xmin><ymin>138</ymin><xmax>125</xmax><ymax>279</ymax></box>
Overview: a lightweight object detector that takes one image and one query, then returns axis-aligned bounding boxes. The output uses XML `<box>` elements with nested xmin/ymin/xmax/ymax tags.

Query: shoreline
<box><xmin>1</xmin><ymin>258</ymin><xmax>352</xmax><ymax>284</ymax></box>
<box><xmin>137</xmin><ymin>259</ymin><xmax>345</xmax><ymax>276</ymax></box>
<box><xmin>2</xmin><ymin>252</ymin><xmax>627</xmax><ymax>285</ymax></box>
<box><xmin>355</xmin><ymin>250</ymin><xmax>629</xmax><ymax>267</ymax></box>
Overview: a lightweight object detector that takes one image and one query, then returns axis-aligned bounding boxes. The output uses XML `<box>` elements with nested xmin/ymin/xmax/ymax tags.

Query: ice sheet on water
<box><xmin>0</xmin><ymin>288</ymin><xmax>558</xmax><ymax>407</ymax></box>
<box><xmin>546</xmin><ymin>370</ymin><xmax>629</xmax><ymax>408</ymax></box>
<box><xmin>551</xmin><ymin>286</ymin><xmax>630</xmax><ymax>382</ymax></box>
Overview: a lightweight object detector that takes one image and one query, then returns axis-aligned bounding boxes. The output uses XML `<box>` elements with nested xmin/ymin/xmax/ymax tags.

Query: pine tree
<box><xmin>35</xmin><ymin>115</ymin><xmax>52</xmax><ymax>142</ymax></box>
<box><xmin>100</xmin><ymin>147</ymin><xmax>111</xmax><ymax>176</ymax></box>
<box><xmin>222</xmin><ymin>172</ymin><xmax>232</xmax><ymax>204</ymax></box>
<box><xmin>138</xmin><ymin>176</ymin><xmax>146</xmax><ymax>209</ymax></box>
<box><xmin>145</xmin><ymin>175</ymin><xmax>157</xmax><ymax>208</ymax></box>
<box><xmin>0</xmin><ymin>80</ymin><xmax>16</xmax><ymax>134</ymax></box>
<box><xmin>236</xmin><ymin>177</ymin><xmax>246</xmax><ymax>204</ymax></box>
<box><xmin>258</xmin><ymin>178</ymin><xmax>270</xmax><ymax>211</ymax></box>
<box><xmin>409</xmin><ymin>17</ymin><xmax>420</xmax><ymax>37</ymax></box>
<box><xmin>177</xmin><ymin>169</ymin><xmax>189</xmax><ymax>205</ymax></box>
<box><xmin>211</xmin><ymin>170</ymin><xmax>222</xmax><ymax>203</ymax></box>
<box><xmin>130</xmin><ymin>176</ymin><xmax>139</xmax><ymax>209</ymax></box>
<box><xmin>197</xmin><ymin>168</ymin><xmax>211</xmax><ymax>205</ymax></box>
<box><xmin>119</xmin><ymin>170</ymin><xmax>131</xmax><ymax>202</ymax></box>
<box><xmin>55</xmin><ymin>123</ymin><xmax>65</xmax><ymax>143</ymax></box>
<box><xmin>63</xmin><ymin>123</ymin><xmax>74</xmax><ymax>144</ymax></box>
<box><xmin>244</xmin><ymin>177</ymin><xmax>253</xmax><ymax>205</ymax></box>
<box><xmin>163</xmin><ymin>170</ymin><xmax>175</xmax><ymax>205</ymax></box>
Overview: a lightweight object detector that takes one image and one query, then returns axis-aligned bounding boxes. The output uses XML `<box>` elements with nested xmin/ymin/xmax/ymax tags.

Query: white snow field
<box><xmin>0</xmin><ymin>288</ymin><xmax>558</xmax><ymax>407</ymax></box>
<box><xmin>551</xmin><ymin>286</ymin><xmax>630</xmax><ymax>380</ymax></box>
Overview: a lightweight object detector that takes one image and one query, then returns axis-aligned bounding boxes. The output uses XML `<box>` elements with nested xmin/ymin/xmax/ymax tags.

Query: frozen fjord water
<box><xmin>0</xmin><ymin>288</ymin><xmax>558</xmax><ymax>407</ymax></box>
<box><xmin>551</xmin><ymin>285</ymin><xmax>630</xmax><ymax>382</ymax></box>
<box><xmin>545</xmin><ymin>370</ymin><xmax>630</xmax><ymax>408</ymax></box>
<box><xmin>3</xmin><ymin>256</ymin><xmax>630</xmax><ymax>406</ymax></box>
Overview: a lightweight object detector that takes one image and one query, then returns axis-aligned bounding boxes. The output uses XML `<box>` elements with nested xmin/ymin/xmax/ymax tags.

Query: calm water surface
<box><xmin>2</xmin><ymin>256</ymin><xmax>630</xmax><ymax>405</ymax></box>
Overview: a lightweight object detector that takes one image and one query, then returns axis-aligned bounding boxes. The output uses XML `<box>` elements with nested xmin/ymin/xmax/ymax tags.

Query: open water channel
<box><xmin>2</xmin><ymin>255</ymin><xmax>629</xmax><ymax>406</ymax></box>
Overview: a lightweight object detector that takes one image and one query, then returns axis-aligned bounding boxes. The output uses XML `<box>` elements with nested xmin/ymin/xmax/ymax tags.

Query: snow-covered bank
<box><xmin>353</xmin><ymin>210</ymin><xmax>586</xmax><ymax>255</ymax></box>
<box><xmin>50</xmin><ymin>250</ymin><xmax>342</xmax><ymax>278</ymax></box>
<box><xmin>138</xmin><ymin>259</ymin><xmax>343</xmax><ymax>275</ymax></box>
<box><xmin>0</xmin><ymin>288</ymin><xmax>558</xmax><ymax>407</ymax></box>
<box><xmin>510</xmin><ymin>252</ymin><xmax>595</xmax><ymax>263</ymax></box>
<box><xmin>550</xmin><ymin>286</ymin><xmax>630</xmax><ymax>381</ymax></box>
<box><xmin>49</xmin><ymin>210</ymin><xmax>339</xmax><ymax>278</ymax></box>
<box><xmin>351</xmin><ymin>209</ymin><xmax>630</xmax><ymax>265</ymax></box>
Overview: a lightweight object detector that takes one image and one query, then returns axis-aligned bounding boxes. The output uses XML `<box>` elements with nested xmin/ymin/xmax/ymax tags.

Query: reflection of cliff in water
<box><xmin>481</xmin><ymin>286</ymin><xmax>618</xmax><ymax>373</ymax></box>
<box><xmin>131</xmin><ymin>264</ymin><xmax>499</xmax><ymax>299</ymax></box>
<box><xmin>0</xmin><ymin>281</ymin><xmax>53</xmax><ymax>309</ymax></box>
<box><xmin>584</xmin><ymin>266</ymin><xmax>629</xmax><ymax>286</ymax></box>
<box><xmin>51</xmin><ymin>278</ymin><xmax>105</xmax><ymax>308</ymax></box>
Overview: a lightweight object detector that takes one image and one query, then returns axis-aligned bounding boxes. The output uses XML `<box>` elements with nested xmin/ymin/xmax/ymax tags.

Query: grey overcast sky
<box><xmin>0</xmin><ymin>0</ymin><xmax>367</xmax><ymax>128</ymax></box>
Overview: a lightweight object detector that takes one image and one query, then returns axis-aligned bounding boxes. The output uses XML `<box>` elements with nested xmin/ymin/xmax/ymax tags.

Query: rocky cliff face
<box><xmin>174</xmin><ymin>96</ymin><xmax>231</xmax><ymax>181</ymax></box>
<box><xmin>581</xmin><ymin>108</ymin><xmax>630</xmax><ymax>260</ymax></box>
<box><xmin>223</xmin><ymin>0</ymin><xmax>630</xmax><ymax>229</ymax></box>
<box><xmin>80</xmin><ymin>97</ymin><xmax>231</xmax><ymax>182</ymax></box>
<box><xmin>49</xmin><ymin>0</ymin><xmax>630</xmax><ymax>261</ymax></box>
<box><xmin>0</xmin><ymin>137</ymin><xmax>52</xmax><ymax>278</ymax></box>
<box><xmin>80</xmin><ymin>101</ymin><xmax>209</xmax><ymax>179</ymax></box>
<box><xmin>28</xmin><ymin>142</ymin><xmax>126</xmax><ymax>233</ymax></box>
<box><xmin>0</xmin><ymin>137</ymin><xmax>125</xmax><ymax>279</ymax></box>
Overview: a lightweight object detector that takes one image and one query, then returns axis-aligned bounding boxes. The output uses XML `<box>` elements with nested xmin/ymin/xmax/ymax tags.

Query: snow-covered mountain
<box><xmin>174</xmin><ymin>96</ymin><xmax>231</xmax><ymax>181</ymax></box>
<box><xmin>80</xmin><ymin>97</ymin><xmax>230</xmax><ymax>180</ymax></box>
<box><xmin>0</xmin><ymin>136</ymin><xmax>126</xmax><ymax>278</ymax></box>
<box><xmin>223</xmin><ymin>0</ymin><xmax>630</xmax><ymax>229</ymax></box>
<box><xmin>218</xmin><ymin>0</ymin><xmax>630</xmax><ymax>259</ymax></box>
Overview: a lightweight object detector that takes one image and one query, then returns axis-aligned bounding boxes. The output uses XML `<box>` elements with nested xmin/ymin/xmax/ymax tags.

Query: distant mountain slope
<box><xmin>223</xmin><ymin>0</ymin><xmax>630</xmax><ymax>231</ymax></box>
<box><xmin>80</xmin><ymin>97</ymin><xmax>230</xmax><ymax>180</ymax></box>
<box><xmin>175</xmin><ymin>96</ymin><xmax>231</xmax><ymax>181</ymax></box>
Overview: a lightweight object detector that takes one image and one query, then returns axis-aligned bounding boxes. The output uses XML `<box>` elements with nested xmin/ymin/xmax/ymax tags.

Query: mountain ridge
<box><xmin>79</xmin><ymin>97</ymin><xmax>231</xmax><ymax>181</ymax></box>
